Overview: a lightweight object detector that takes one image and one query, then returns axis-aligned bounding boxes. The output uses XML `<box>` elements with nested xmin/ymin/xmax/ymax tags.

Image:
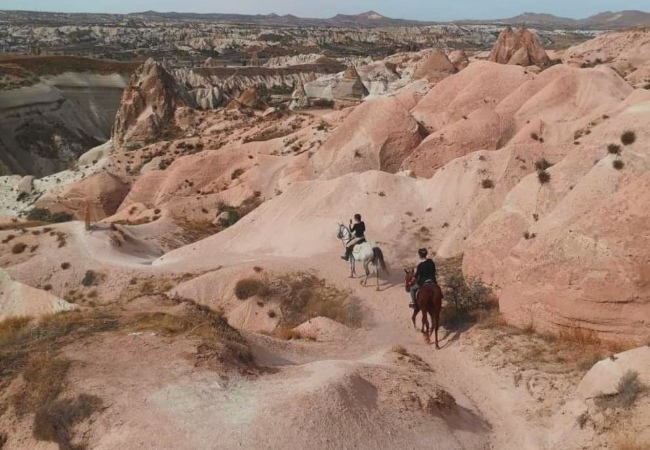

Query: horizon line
<box><xmin>2</xmin><ymin>7</ymin><xmax>649</xmax><ymax>23</ymax></box>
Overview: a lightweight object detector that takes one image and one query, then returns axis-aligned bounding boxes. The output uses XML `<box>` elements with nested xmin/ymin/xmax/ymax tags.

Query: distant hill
<box><xmin>127</xmin><ymin>10</ymin><xmax>439</xmax><ymax>27</ymax></box>
<box><xmin>473</xmin><ymin>10</ymin><xmax>650</xmax><ymax>30</ymax></box>
<box><xmin>3</xmin><ymin>8</ymin><xmax>650</xmax><ymax>30</ymax></box>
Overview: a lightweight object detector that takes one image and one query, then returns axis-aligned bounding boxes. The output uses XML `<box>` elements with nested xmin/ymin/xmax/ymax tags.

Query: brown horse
<box><xmin>404</xmin><ymin>268</ymin><xmax>443</xmax><ymax>349</ymax></box>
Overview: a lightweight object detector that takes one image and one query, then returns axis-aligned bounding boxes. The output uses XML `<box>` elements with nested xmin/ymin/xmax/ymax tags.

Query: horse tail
<box><xmin>373</xmin><ymin>247</ymin><xmax>389</xmax><ymax>274</ymax></box>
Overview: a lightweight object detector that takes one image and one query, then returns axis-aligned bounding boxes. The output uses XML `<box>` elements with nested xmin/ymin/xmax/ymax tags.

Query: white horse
<box><xmin>336</xmin><ymin>222</ymin><xmax>389</xmax><ymax>290</ymax></box>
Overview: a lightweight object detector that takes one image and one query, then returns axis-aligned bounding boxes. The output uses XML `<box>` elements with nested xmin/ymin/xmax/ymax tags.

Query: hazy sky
<box><xmin>3</xmin><ymin>0</ymin><xmax>649</xmax><ymax>21</ymax></box>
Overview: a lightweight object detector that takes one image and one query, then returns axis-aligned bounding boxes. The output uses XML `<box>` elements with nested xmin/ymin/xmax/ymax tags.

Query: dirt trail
<box><xmin>314</xmin><ymin>256</ymin><xmax>548</xmax><ymax>450</ymax></box>
<box><xmin>229</xmin><ymin>253</ymin><xmax>549</xmax><ymax>449</ymax></box>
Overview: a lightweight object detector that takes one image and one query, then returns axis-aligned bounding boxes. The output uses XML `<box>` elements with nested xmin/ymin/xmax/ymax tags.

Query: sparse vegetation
<box><xmin>537</xmin><ymin>170</ymin><xmax>551</xmax><ymax>185</ymax></box>
<box><xmin>81</xmin><ymin>270</ymin><xmax>101</xmax><ymax>287</ymax></box>
<box><xmin>26</xmin><ymin>208</ymin><xmax>73</xmax><ymax>223</ymax></box>
<box><xmin>33</xmin><ymin>393</ymin><xmax>104</xmax><ymax>449</ymax></box>
<box><xmin>608</xmin><ymin>144</ymin><xmax>622</xmax><ymax>155</ymax></box>
<box><xmin>620</xmin><ymin>130</ymin><xmax>636</xmax><ymax>146</ymax></box>
<box><xmin>481</xmin><ymin>179</ymin><xmax>495</xmax><ymax>189</ymax></box>
<box><xmin>231</xmin><ymin>168</ymin><xmax>245</xmax><ymax>179</ymax></box>
<box><xmin>596</xmin><ymin>371</ymin><xmax>646</xmax><ymax>410</ymax></box>
<box><xmin>234</xmin><ymin>278</ymin><xmax>270</xmax><ymax>300</ymax></box>
<box><xmin>534</xmin><ymin>158</ymin><xmax>552</xmax><ymax>171</ymax></box>
<box><xmin>439</xmin><ymin>265</ymin><xmax>497</xmax><ymax>327</ymax></box>
<box><xmin>378</xmin><ymin>191</ymin><xmax>386</xmax><ymax>197</ymax></box>
<box><xmin>390</xmin><ymin>345</ymin><xmax>409</xmax><ymax>356</ymax></box>
<box><xmin>11</xmin><ymin>242</ymin><xmax>27</xmax><ymax>254</ymax></box>
<box><xmin>613</xmin><ymin>160</ymin><xmax>625</xmax><ymax>170</ymax></box>
<box><xmin>235</xmin><ymin>272</ymin><xmax>361</xmax><ymax>331</ymax></box>
<box><xmin>276</xmin><ymin>328</ymin><xmax>303</xmax><ymax>341</ymax></box>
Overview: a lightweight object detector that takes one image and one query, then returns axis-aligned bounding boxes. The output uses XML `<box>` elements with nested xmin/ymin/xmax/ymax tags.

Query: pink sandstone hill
<box><xmin>412</xmin><ymin>49</ymin><xmax>458</xmax><ymax>83</ymax></box>
<box><xmin>112</xmin><ymin>58</ymin><xmax>195</xmax><ymax>147</ymax></box>
<box><xmin>2</xmin><ymin>31</ymin><xmax>650</xmax><ymax>449</ymax></box>
<box><xmin>36</xmin><ymin>172</ymin><xmax>130</xmax><ymax>221</ymax></box>
<box><xmin>488</xmin><ymin>27</ymin><xmax>552</xmax><ymax>68</ymax></box>
<box><xmin>284</xmin><ymin>96</ymin><xmax>424</xmax><ymax>181</ymax></box>
<box><xmin>448</xmin><ymin>49</ymin><xmax>470</xmax><ymax>71</ymax></box>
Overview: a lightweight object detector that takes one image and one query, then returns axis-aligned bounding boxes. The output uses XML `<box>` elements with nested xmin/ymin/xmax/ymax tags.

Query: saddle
<box><xmin>422</xmin><ymin>279</ymin><xmax>437</xmax><ymax>285</ymax></box>
<box><xmin>351</xmin><ymin>239</ymin><xmax>369</xmax><ymax>255</ymax></box>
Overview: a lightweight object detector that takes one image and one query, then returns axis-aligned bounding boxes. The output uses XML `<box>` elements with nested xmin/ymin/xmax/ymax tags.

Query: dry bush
<box><xmin>481</xmin><ymin>179</ymin><xmax>495</xmax><ymax>189</ymax></box>
<box><xmin>81</xmin><ymin>270</ymin><xmax>102</xmax><ymax>287</ymax></box>
<box><xmin>61</xmin><ymin>262</ymin><xmax>70</xmax><ymax>270</ymax></box>
<box><xmin>620</xmin><ymin>130</ymin><xmax>636</xmax><ymax>146</ymax></box>
<box><xmin>537</xmin><ymin>170</ymin><xmax>551</xmax><ymax>185</ymax></box>
<box><xmin>11</xmin><ymin>242</ymin><xmax>27</xmax><ymax>254</ymax></box>
<box><xmin>608</xmin><ymin>144</ymin><xmax>622</xmax><ymax>155</ymax></box>
<box><xmin>534</xmin><ymin>158</ymin><xmax>553</xmax><ymax>171</ymax></box>
<box><xmin>441</xmin><ymin>268</ymin><xmax>498</xmax><ymax>327</ymax></box>
<box><xmin>234</xmin><ymin>278</ymin><xmax>270</xmax><ymax>300</ymax></box>
<box><xmin>33</xmin><ymin>393</ymin><xmax>103</xmax><ymax>449</ymax></box>
<box><xmin>390</xmin><ymin>345</ymin><xmax>409</xmax><ymax>356</ymax></box>
<box><xmin>231</xmin><ymin>168</ymin><xmax>245</xmax><ymax>179</ymax></box>
<box><xmin>596</xmin><ymin>371</ymin><xmax>646</xmax><ymax>410</ymax></box>
<box><xmin>613</xmin><ymin>159</ymin><xmax>625</xmax><ymax>170</ymax></box>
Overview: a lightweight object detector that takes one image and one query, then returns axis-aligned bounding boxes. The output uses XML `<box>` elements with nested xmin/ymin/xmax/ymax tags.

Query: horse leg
<box><xmin>349</xmin><ymin>258</ymin><xmax>355</xmax><ymax>278</ymax></box>
<box><xmin>433</xmin><ymin>306</ymin><xmax>441</xmax><ymax>349</ymax></box>
<box><xmin>375</xmin><ymin>262</ymin><xmax>379</xmax><ymax>291</ymax></box>
<box><xmin>421</xmin><ymin>311</ymin><xmax>430</xmax><ymax>343</ymax></box>
<box><xmin>412</xmin><ymin>306</ymin><xmax>419</xmax><ymax>330</ymax></box>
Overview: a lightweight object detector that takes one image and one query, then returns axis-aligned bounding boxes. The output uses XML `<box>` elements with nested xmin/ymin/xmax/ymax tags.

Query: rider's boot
<box><xmin>341</xmin><ymin>247</ymin><xmax>351</xmax><ymax>261</ymax></box>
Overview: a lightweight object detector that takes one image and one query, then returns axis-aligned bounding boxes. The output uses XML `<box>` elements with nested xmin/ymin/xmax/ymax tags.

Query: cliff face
<box><xmin>0</xmin><ymin>73</ymin><xmax>128</xmax><ymax>177</ymax></box>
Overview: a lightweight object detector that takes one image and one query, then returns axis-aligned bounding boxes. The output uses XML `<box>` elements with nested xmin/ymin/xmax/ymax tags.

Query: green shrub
<box><xmin>442</xmin><ymin>269</ymin><xmax>497</xmax><ymax>326</ymax></box>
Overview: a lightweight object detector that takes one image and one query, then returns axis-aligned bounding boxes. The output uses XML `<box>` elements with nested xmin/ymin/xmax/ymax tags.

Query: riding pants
<box><xmin>410</xmin><ymin>283</ymin><xmax>420</xmax><ymax>302</ymax></box>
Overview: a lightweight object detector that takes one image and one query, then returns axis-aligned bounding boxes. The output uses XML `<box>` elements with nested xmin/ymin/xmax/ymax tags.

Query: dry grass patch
<box><xmin>273</xmin><ymin>273</ymin><xmax>362</xmax><ymax>329</ymax></box>
<box><xmin>235</xmin><ymin>272</ymin><xmax>362</xmax><ymax>334</ymax></box>
<box><xmin>276</xmin><ymin>328</ymin><xmax>303</xmax><ymax>341</ymax></box>
<box><xmin>0</xmin><ymin>317</ymin><xmax>31</xmax><ymax>342</ymax></box>
<box><xmin>129</xmin><ymin>303</ymin><xmax>253</xmax><ymax>367</ymax></box>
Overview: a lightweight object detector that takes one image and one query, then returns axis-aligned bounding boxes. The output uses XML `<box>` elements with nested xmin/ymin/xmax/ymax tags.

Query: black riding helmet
<box><xmin>418</xmin><ymin>248</ymin><xmax>428</xmax><ymax>258</ymax></box>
